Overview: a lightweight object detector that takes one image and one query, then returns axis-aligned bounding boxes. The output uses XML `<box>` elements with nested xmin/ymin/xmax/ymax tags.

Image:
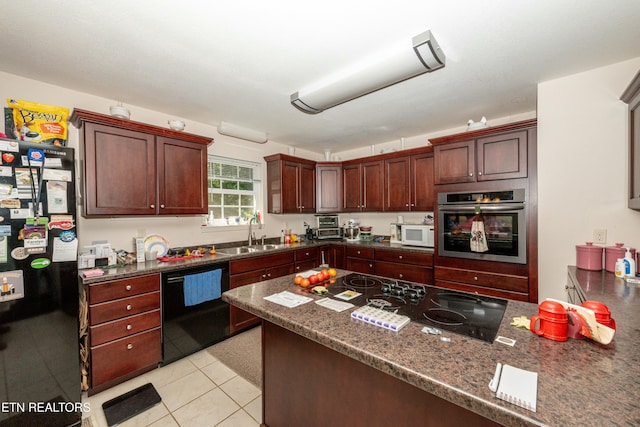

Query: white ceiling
<box><xmin>1</xmin><ymin>1</ymin><xmax>640</xmax><ymax>153</ymax></box>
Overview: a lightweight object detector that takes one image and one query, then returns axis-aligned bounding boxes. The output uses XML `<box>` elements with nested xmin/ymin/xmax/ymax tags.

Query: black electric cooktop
<box><xmin>330</xmin><ymin>273</ymin><xmax>508</xmax><ymax>343</ymax></box>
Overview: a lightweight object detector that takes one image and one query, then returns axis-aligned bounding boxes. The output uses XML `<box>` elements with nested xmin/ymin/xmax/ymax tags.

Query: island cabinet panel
<box><xmin>318</xmin><ymin>244</ymin><xmax>345</xmax><ymax>269</ymax></box>
<box><xmin>265</xmin><ymin>154</ymin><xmax>316</xmax><ymax>213</ymax></box>
<box><xmin>86</xmin><ymin>274</ymin><xmax>161</xmax><ymax>395</ymax></box>
<box><xmin>229</xmin><ymin>252</ymin><xmax>295</xmax><ymax>333</ymax></box>
<box><xmin>316</xmin><ymin>162</ymin><xmax>342</xmax><ymax>213</ymax></box>
<box><xmin>71</xmin><ymin>109</ymin><xmax>212</xmax><ymax>216</ymax></box>
<box><xmin>374</xmin><ymin>248</ymin><xmax>434</xmax><ymax>284</ymax></box>
<box><xmin>263</xmin><ymin>321</ymin><xmax>499</xmax><ymax>427</ymax></box>
<box><xmin>345</xmin><ymin>246</ymin><xmax>375</xmax><ymax>274</ymax></box>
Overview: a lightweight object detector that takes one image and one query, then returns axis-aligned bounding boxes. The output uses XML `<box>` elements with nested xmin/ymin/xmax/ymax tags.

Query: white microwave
<box><xmin>401</xmin><ymin>224</ymin><xmax>435</xmax><ymax>247</ymax></box>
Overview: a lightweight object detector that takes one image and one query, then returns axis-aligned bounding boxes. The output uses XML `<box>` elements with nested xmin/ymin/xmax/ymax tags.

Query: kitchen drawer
<box><xmin>294</xmin><ymin>247</ymin><xmax>318</xmax><ymax>262</ymax></box>
<box><xmin>375</xmin><ymin>249</ymin><xmax>432</xmax><ymax>267</ymax></box>
<box><xmin>90</xmin><ymin>309</ymin><xmax>161</xmax><ymax>346</ymax></box>
<box><xmin>345</xmin><ymin>246</ymin><xmax>374</xmax><ymax>259</ymax></box>
<box><xmin>91</xmin><ymin>328</ymin><xmax>161</xmax><ymax>388</ymax></box>
<box><xmin>435</xmin><ymin>279</ymin><xmax>529</xmax><ymax>302</ymax></box>
<box><xmin>295</xmin><ymin>259</ymin><xmax>317</xmax><ymax>273</ymax></box>
<box><xmin>230</xmin><ymin>252</ymin><xmax>295</xmax><ymax>275</ymax></box>
<box><xmin>88</xmin><ymin>274</ymin><xmax>160</xmax><ymax>304</ymax></box>
<box><xmin>375</xmin><ymin>261</ymin><xmax>433</xmax><ymax>284</ymax></box>
<box><xmin>346</xmin><ymin>257</ymin><xmax>375</xmax><ymax>274</ymax></box>
<box><xmin>434</xmin><ymin>266</ymin><xmax>528</xmax><ymax>293</ymax></box>
<box><xmin>89</xmin><ymin>291</ymin><xmax>160</xmax><ymax>325</ymax></box>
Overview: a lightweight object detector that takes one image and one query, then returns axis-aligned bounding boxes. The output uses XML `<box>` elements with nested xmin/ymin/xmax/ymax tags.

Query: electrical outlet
<box><xmin>593</xmin><ymin>229</ymin><xmax>607</xmax><ymax>244</ymax></box>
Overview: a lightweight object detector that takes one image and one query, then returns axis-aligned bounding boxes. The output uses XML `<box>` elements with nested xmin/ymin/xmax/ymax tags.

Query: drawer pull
<box><xmin>474</xmin><ymin>276</ymin><xmax>478</xmax><ymax>281</ymax></box>
<box><xmin>398</xmin><ymin>255</ymin><xmax>403</xmax><ymax>260</ymax></box>
<box><xmin>126</xmin><ymin>304</ymin><xmax>133</xmax><ymax>311</ymax></box>
<box><xmin>126</xmin><ymin>324</ymin><xmax>132</xmax><ymax>331</ymax></box>
<box><xmin>127</xmin><ymin>343</ymin><xmax>133</xmax><ymax>350</ymax></box>
<box><xmin>125</xmin><ymin>285</ymin><xmax>132</xmax><ymax>291</ymax></box>
<box><xmin>399</xmin><ymin>273</ymin><xmax>404</xmax><ymax>278</ymax></box>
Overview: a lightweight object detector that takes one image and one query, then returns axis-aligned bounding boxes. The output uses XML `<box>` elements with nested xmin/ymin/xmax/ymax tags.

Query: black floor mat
<box><xmin>102</xmin><ymin>383</ymin><xmax>161</xmax><ymax>426</ymax></box>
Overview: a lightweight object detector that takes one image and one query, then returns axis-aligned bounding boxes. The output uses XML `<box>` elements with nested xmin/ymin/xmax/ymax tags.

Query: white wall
<box><xmin>537</xmin><ymin>57</ymin><xmax>640</xmax><ymax>301</ymax></box>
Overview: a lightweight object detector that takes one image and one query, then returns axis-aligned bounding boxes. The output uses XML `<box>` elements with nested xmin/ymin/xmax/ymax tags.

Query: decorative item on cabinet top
<box><xmin>71</xmin><ymin>109</ymin><xmax>213</xmax><ymax>145</ymax></box>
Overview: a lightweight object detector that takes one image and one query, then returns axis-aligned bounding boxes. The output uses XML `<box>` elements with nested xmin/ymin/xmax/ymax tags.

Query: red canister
<box><xmin>605</xmin><ymin>243</ymin><xmax>634</xmax><ymax>273</ymax></box>
<box><xmin>581</xmin><ymin>301</ymin><xmax>616</xmax><ymax>330</ymax></box>
<box><xmin>530</xmin><ymin>300</ymin><xmax>568</xmax><ymax>342</ymax></box>
<box><xmin>576</xmin><ymin>242</ymin><xmax>603</xmax><ymax>271</ymax></box>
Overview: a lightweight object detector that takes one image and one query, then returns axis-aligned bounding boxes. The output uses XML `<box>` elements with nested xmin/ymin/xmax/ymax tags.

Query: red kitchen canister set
<box><xmin>530</xmin><ymin>300</ymin><xmax>616</xmax><ymax>342</ymax></box>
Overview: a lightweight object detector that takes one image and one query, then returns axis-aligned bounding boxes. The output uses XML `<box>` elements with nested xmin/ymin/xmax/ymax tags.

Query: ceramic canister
<box><xmin>605</xmin><ymin>243</ymin><xmax>635</xmax><ymax>273</ymax></box>
<box><xmin>576</xmin><ymin>242</ymin><xmax>603</xmax><ymax>271</ymax></box>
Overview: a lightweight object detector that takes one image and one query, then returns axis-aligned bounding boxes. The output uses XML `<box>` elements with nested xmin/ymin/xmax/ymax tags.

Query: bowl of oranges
<box><xmin>294</xmin><ymin>268</ymin><xmax>337</xmax><ymax>290</ymax></box>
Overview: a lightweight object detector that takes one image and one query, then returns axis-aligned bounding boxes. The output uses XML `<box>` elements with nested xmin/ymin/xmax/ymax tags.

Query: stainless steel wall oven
<box><xmin>437</xmin><ymin>189</ymin><xmax>527</xmax><ymax>264</ymax></box>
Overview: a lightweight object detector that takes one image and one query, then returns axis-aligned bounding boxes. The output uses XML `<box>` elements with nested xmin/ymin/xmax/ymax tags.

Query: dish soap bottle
<box><xmin>623</xmin><ymin>247</ymin><xmax>636</xmax><ymax>277</ymax></box>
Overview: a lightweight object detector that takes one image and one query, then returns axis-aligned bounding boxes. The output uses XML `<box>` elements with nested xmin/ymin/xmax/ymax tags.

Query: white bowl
<box><xmin>109</xmin><ymin>105</ymin><xmax>130</xmax><ymax>119</ymax></box>
<box><xmin>168</xmin><ymin>120</ymin><xmax>186</xmax><ymax>131</ymax></box>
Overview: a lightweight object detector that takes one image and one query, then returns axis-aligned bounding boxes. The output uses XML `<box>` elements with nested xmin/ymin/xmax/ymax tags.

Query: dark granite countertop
<box><xmin>79</xmin><ymin>239</ymin><xmax>434</xmax><ymax>285</ymax></box>
<box><xmin>223</xmin><ymin>267</ymin><xmax>640</xmax><ymax>427</ymax></box>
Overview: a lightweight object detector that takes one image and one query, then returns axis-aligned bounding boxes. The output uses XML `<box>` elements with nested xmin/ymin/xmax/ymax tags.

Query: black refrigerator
<box><xmin>0</xmin><ymin>140</ymin><xmax>81</xmax><ymax>426</ymax></box>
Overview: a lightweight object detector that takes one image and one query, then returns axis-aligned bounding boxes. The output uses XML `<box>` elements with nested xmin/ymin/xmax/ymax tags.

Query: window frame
<box><xmin>205</xmin><ymin>155</ymin><xmax>262</xmax><ymax>227</ymax></box>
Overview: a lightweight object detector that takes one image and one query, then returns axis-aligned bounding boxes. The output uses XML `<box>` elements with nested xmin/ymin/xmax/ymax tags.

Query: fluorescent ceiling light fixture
<box><xmin>217</xmin><ymin>121</ymin><xmax>268</xmax><ymax>143</ymax></box>
<box><xmin>291</xmin><ymin>30</ymin><xmax>445</xmax><ymax>114</ymax></box>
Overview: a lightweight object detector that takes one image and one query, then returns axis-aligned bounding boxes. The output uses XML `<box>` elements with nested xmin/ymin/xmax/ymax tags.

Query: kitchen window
<box><xmin>207</xmin><ymin>156</ymin><xmax>261</xmax><ymax>225</ymax></box>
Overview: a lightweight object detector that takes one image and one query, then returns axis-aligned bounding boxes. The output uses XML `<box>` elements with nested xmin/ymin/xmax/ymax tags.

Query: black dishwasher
<box><xmin>161</xmin><ymin>261</ymin><xmax>230</xmax><ymax>365</ymax></box>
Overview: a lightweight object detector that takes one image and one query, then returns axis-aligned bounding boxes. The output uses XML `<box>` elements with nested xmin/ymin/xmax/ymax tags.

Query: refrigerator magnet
<box><xmin>10</xmin><ymin>247</ymin><xmax>28</xmax><ymax>260</ymax></box>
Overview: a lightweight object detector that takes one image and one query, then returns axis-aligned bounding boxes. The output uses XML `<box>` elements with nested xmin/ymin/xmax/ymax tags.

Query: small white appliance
<box><xmin>401</xmin><ymin>224</ymin><xmax>435</xmax><ymax>247</ymax></box>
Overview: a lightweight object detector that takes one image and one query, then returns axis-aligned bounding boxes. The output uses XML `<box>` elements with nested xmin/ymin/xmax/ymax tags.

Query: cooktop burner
<box><xmin>334</xmin><ymin>273</ymin><xmax>508</xmax><ymax>343</ymax></box>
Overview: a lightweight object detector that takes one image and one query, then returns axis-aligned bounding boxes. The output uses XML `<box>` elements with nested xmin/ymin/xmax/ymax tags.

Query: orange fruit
<box><xmin>301</xmin><ymin>278</ymin><xmax>311</xmax><ymax>288</ymax></box>
<box><xmin>328</xmin><ymin>268</ymin><xmax>337</xmax><ymax>277</ymax></box>
<box><xmin>294</xmin><ymin>275</ymin><xmax>303</xmax><ymax>285</ymax></box>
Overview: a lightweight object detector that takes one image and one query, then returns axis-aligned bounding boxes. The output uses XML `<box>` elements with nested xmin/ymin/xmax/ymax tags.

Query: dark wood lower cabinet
<box><xmin>262</xmin><ymin>321</ymin><xmax>499</xmax><ymax>427</ymax></box>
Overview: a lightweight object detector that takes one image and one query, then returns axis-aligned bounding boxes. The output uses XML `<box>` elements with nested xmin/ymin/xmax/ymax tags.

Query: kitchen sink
<box><xmin>250</xmin><ymin>244</ymin><xmax>284</xmax><ymax>251</ymax></box>
<box><xmin>216</xmin><ymin>244</ymin><xmax>284</xmax><ymax>255</ymax></box>
<box><xmin>216</xmin><ymin>246</ymin><xmax>260</xmax><ymax>255</ymax></box>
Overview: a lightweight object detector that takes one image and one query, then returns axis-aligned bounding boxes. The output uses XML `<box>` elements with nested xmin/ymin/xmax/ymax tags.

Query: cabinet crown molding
<box><xmin>70</xmin><ymin>109</ymin><xmax>213</xmax><ymax>146</ymax></box>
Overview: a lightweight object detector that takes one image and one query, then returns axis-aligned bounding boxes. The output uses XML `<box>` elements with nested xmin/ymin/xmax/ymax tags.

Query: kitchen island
<box><xmin>223</xmin><ymin>268</ymin><xmax>640</xmax><ymax>427</ymax></box>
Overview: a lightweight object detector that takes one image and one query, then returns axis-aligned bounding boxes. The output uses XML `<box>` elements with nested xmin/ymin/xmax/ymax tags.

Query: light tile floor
<box><xmin>82</xmin><ymin>349</ymin><xmax>261</xmax><ymax>427</ymax></box>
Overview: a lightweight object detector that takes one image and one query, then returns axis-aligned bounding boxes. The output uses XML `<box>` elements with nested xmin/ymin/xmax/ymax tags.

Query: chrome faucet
<box><xmin>248</xmin><ymin>216</ymin><xmax>257</xmax><ymax>246</ymax></box>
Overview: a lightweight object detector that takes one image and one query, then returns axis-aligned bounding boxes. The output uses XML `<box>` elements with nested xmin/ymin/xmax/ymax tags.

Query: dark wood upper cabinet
<box><xmin>621</xmin><ymin>69</ymin><xmax>640</xmax><ymax>210</ymax></box>
<box><xmin>71</xmin><ymin>109</ymin><xmax>212</xmax><ymax>217</ymax></box>
<box><xmin>343</xmin><ymin>159</ymin><xmax>384</xmax><ymax>212</ymax></box>
<box><xmin>384</xmin><ymin>149</ymin><xmax>434</xmax><ymax>211</ymax></box>
<box><xmin>265</xmin><ymin>154</ymin><xmax>316</xmax><ymax>214</ymax></box>
<box><xmin>431</xmin><ymin>120</ymin><xmax>534</xmax><ymax>185</ymax></box>
<box><xmin>316</xmin><ymin>162</ymin><xmax>342</xmax><ymax>213</ymax></box>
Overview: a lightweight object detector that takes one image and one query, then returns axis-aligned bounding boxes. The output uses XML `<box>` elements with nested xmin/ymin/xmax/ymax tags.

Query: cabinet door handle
<box><xmin>125</xmin><ymin>285</ymin><xmax>132</xmax><ymax>291</ymax></box>
<box><xmin>126</xmin><ymin>304</ymin><xmax>132</xmax><ymax>311</ymax></box>
<box><xmin>262</xmin><ymin>274</ymin><xmax>267</xmax><ymax>279</ymax></box>
<box><xmin>160</xmin><ymin>204</ymin><xmax>165</xmax><ymax>208</ymax></box>
<box><xmin>399</xmin><ymin>255</ymin><xmax>403</xmax><ymax>260</ymax></box>
<box><xmin>478</xmin><ymin>171</ymin><xmax>482</xmax><ymax>176</ymax></box>
<box><xmin>150</xmin><ymin>204</ymin><xmax>155</xmax><ymax>208</ymax></box>
<box><xmin>405</xmin><ymin>203</ymin><xmax>409</xmax><ymax>207</ymax></box>
<box><xmin>399</xmin><ymin>273</ymin><xmax>404</xmax><ymax>278</ymax></box>
<box><xmin>267</xmin><ymin>273</ymin><xmax>272</xmax><ymax>278</ymax></box>
<box><xmin>127</xmin><ymin>343</ymin><xmax>133</xmax><ymax>350</ymax></box>
<box><xmin>126</xmin><ymin>324</ymin><xmax>132</xmax><ymax>331</ymax></box>
<box><xmin>468</xmin><ymin>173</ymin><xmax>473</xmax><ymax>177</ymax></box>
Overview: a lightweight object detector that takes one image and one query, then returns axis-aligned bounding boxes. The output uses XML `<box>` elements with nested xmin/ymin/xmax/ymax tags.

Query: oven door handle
<box><xmin>439</xmin><ymin>204</ymin><xmax>524</xmax><ymax>212</ymax></box>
